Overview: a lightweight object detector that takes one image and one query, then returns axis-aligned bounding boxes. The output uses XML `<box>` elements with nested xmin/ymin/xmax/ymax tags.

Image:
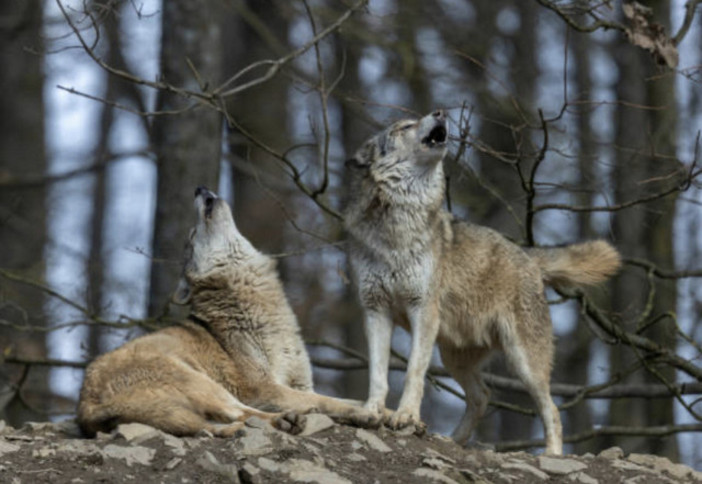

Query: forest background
<box><xmin>1</xmin><ymin>0</ymin><xmax>702</xmax><ymax>469</ymax></box>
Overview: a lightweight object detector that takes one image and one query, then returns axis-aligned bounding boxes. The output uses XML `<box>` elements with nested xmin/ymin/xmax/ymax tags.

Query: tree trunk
<box><xmin>222</xmin><ymin>1</ymin><xmax>290</xmax><ymax>256</ymax></box>
<box><xmin>608</xmin><ymin>0</ymin><xmax>679</xmax><ymax>460</ymax></box>
<box><xmin>562</xmin><ymin>27</ymin><xmax>597</xmax><ymax>455</ymax></box>
<box><xmin>0</xmin><ymin>0</ymin><xmax>48</xmax><ymax>424</ymax></box>
<box><xmin>492</xmin><ymin>0</ymin><xmax>539</xmax><ymax>445</ymax></box>
<box><xmin>148</xmin><ymin>0</ymin><xmax>224</xmax><ymax>318</ymax></box>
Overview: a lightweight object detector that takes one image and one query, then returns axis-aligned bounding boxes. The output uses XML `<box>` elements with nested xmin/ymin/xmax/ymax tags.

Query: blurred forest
<box><xmin>1</xmin><ymin>0</ymin><xmax>702</xmax><ymax>467</ymax></box>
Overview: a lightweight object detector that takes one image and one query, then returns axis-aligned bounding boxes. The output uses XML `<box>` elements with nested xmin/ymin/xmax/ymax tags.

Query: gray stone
<box><xmin>161</xmin><ymin>433</ymin><xmax>187</xmax><ymax>456</ymax></box>
<box><xmin>412</xmin><ymin>468</ymin><xmax>460</xmax><ymax>484</ymax></box>
<box><xmin>245</xmin><ymin>416</ymin><xmax>270</xmax><ymax>429</ymax></box>
<box><xmin>240</xmin><ymin>462</ymin><xmax>262</xmax><ymax>484</ymax></box>
<box><xmin>32</xmin><ymin>446</ymin><xmax>56</xmax><ymax>458</ymax></box>
<box><xmin>598</xmin><ymin>446</ymin><xmax>624</xmax><ymax>460</ymax></box>
<box><xmin>299</xmin><ymin>414</ymin><xmax>334</xmax><ymax>436</ymax></box>
<box><xmin>502</xmin><ymin>462</ymin><xmax>549</xmax><ymax>480</ymax></box>
<box><xmin>22</xmin><ymin>421</ymin><xmax>58</xmax><ymax>433</ymax></box>
<box><xmin>423</xmin><ymin>457</ymin><xmax>452</xmax><ymax>471</ymax></box>
<box><xmin>479</xmin><ymin>449</ymin><xmax>506</xmax><ymax>467</ymax></box>
<box><xmin>538</xmin><ymin>456</ymin><xmax>588</xmax><ymax>475</ymax></box>
<box><xmin>0</xmin><ymin>440</ymin><xmax>20</xmax><ymax>456</ymax></box>
<box><xmin>623</xmin><ymin>475</ymin><xmax>675</xmax><ymax>484</ymax></box>
<box><xmin>610</xmin><ymin>460</ymin><xmax>652</xmax><ymax>473</ymax></box>
<box><xmin>165</xmin><ymin>457</ymin><xmax>182</xmax><ymax>470</ymax></box>
<box><xmin>115</xmin><ymin>423</ymin><xmax>160</xmax><ymax>442</ymax></box>
<box><xmin>256</xmin><ymin>457</ymin><xmax>351</xmax><ymax>484</ymax></box>
<box><xmin>347</xmin><ymin>453</ymin><xmax>366</xmax><ymax>462</ymax></box>
<box><xmin>237</xmin><ymin>428</ymin><xmax>273</xmax><ymax>456</ymax></box>
<box><xmin>454</xmin><ymin>468</ymin><xmax>491</xmax><ymax>484</ymax></box>
<box><xmin>309</xmin><ymin>437</ymin><xmax>329</xmax><ymax>447</ymax></box>
<box><xmin>196</xmin><ymin>451</ymin><xmax>240</xmax><ymax>482</ymax></box>
<box><xmin>54</xmin><ymin>420</ymin><xmax>82</xmax><ymax>438</ymax></box>
<box><xmin>355</xmin><ymin>429</ymin><xmax>391</xmax><ymax>453</ymax></box>
<box><xmin>303</xmin><ymin>442</ymin><xmax>323</xmax><ymax>458</ymax></box>
<box><xmin>286</xmin><ymin>458</ymin><xmax>352</xmax><ymax>484</ymax></box>
<box><xmin>257</xmin><ymin>457</ymin><xmax>281</xmax><ymax>473</ymax></box>
<box><xmin>567</xmin><ymin>471</ymin><xmax>599</xmax><ymax>484</ymax></box>
<box><xmin>627</xmin><ymin>453</ymin><xmax>694</xmax><ymax>480</ymax></box>
<box><xmin>56</xmin><ymin>439</ymin><xmax>100</xmax><ymax>455</ymax></box>
<box><xmin>423</xmin><ymin>448</ymin><xmax>456</xmax><ymax>464</ymax></box>
<box><xmin>102</xmin><ymin>444</ymin><xmax>156</xmax><ymax>467</ymax></box>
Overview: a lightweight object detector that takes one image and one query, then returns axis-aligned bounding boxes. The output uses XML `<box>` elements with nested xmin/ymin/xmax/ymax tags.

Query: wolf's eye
<box><xmin>399</xmin><ymin>123</ymin><xmax>415</xmax><ymax>131</ymax></box>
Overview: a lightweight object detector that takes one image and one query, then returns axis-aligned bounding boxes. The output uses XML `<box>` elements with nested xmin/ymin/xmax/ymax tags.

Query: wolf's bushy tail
<box><xmin>526</xmin><ymin>240</ymin><xmax>621</xmax><ymax>289</ymax></box>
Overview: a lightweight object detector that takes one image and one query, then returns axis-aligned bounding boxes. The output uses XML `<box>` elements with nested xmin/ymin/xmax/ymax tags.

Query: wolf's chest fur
<box><xmin>348</xmin><ymin>207</ymin><xmax>443</xmax><ymax>316</ymax></box>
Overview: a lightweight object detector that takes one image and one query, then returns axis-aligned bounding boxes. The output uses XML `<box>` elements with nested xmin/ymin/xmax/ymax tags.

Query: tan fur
<box><xmin>526</xmin><ymin>240</ymin><xmax>621</xmax><ymax>289</ymax></box>
<box><xmin>344</xmin><ymin>111</ymin><xmax>620</xmax><ymax>454</ymax></box>
<box><xmin>78</xmin><ymin>188</ymin><xmax>379</xmax><ymax>437</ymax></box>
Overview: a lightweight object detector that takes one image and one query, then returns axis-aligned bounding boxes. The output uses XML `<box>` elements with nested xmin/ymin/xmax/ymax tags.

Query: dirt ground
<box><xmin>0</xmin><ymin>417</ymin><xmax>700</xmax><ymax>483</ymax></box>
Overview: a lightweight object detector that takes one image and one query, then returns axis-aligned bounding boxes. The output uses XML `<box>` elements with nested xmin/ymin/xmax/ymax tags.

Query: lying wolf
<box><xmin>343</xmin><ymin>111</ymin><xmax>621</xmax><ymax>454</ymax></box>
<box><xmin>78</xmin><ymin>187</ymin><xmax>378</xmax><ymax>437</ymax></box>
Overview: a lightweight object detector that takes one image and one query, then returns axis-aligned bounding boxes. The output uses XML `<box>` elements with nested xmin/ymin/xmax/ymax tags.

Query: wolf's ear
<box><xmin>172</xmin><ymin>277</ymin><xmax>192</xmax><ymax>305</ymax></box>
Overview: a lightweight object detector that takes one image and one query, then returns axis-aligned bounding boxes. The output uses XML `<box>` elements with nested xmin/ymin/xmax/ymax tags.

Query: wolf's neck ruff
<box><xmin>187</xmin><ymin>261</ymin><xmax>296</xmax><ymax>336</ymax></box>
<box><xmin>347</xmin><ymin>165</ymin><xmax>446</xmax><ymax>257</ymax></box>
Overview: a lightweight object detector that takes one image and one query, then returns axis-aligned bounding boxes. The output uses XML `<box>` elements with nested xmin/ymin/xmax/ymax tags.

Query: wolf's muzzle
<box><xmin>421</xmin><ymin>110</ymin><xmax>448</xmax><ymax>147</ymax></box>
<box><xmin>195</xmin><ymin>186</ymin><xmax>218</xmax><ymax>217</ymax></box>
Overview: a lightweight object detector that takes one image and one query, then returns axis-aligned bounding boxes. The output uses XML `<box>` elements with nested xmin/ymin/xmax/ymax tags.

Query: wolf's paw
<box><xmin>337</xmin><ymin>407</ymin><xmax>382</xmax><ymax>429</ymax></box>
<box><xmin>387</xmin><ymin>409</ymin><xmax>425</xmax><ymax>433</ymax></box>
<box><xmin>273</xmin><ymin>412</ymin><xmax>306</xmax><ymax>435</ymax></box>
<box><xmin>363</xmin><ymin>400</ymin><xmax>386</xmax><ymax>417</ymax></box>
<box><xmin>380</xmin><ymin>407</ymin><xmax>395</xmax><ymax>422</ymax></box>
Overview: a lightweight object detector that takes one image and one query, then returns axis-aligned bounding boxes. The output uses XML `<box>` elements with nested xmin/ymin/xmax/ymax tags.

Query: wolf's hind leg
<box><xmin>90</xmin><ymin>366</ymin><xmax>288</xmax><ymax>437</ymax></box>
<box><xmin>440</xmin><ymin>345</ymin><xmax>491</xmax><ymax>445</ymax></box>
<box><xmin>502</xmin><ymin>310</ymin><xmax>562</xmax><ymax>455</ymax></box>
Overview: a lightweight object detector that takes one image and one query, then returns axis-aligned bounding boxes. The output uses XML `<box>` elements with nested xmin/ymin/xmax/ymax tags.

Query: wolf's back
<box><xmin>526</xmin><ymin>240</ymin><xmax>621</xmax><ymax>289</ymax></box>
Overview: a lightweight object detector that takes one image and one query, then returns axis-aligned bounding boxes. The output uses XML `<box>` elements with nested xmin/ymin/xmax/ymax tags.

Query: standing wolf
<box><xmin>78</xmin><ymin>187</ymin><xmax>378</xmax><ymax>437</ymax></box>
<box><xmin>343</xmin><ymin>110</ymin><xmax>620</xmax><ymax>454</ymax></box>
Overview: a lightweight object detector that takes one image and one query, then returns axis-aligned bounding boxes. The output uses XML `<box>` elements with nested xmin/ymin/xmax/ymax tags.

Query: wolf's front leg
<box><xmin>363</xmin><ymin>308</ymin><xmax>393</xmax><ymax>417</ymax></box>
<box><xmin>389</xmin><ymin>302</ymin><xmax>440</xmax><ymax>430</ymax></box>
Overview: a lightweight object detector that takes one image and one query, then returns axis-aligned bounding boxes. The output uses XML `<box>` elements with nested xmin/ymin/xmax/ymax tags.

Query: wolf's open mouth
<box><xmin>204</xmin><ymin>196</ymin><xmax>215</xmax><ymax>218</ymax></box>
<box><xmin>195</xmin><ymin>186</ymin><xmax>217</xmax><ymax>219</ymax></box>
<box><xmin>422</xmin><ymin>125</ymin><xmax>447</xmax><ymax>147</ymax></box>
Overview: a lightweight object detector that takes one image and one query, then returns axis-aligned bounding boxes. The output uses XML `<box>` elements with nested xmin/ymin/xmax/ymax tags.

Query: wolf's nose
<box><xmin>432</xmin><ymin>109</ymin><xmax>445</xmax><ymax>121</ymax></box>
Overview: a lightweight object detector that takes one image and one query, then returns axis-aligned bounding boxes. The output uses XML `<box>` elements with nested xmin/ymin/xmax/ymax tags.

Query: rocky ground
<box><xmin>0</xmin><ymin>417</ymin><xmax>700</xmax><ymax>484</ymax></box>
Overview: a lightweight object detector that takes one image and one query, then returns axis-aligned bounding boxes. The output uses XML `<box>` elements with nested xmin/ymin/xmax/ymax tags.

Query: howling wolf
<box><xmin>343</xmin><ymin>111</ymin><xmax>620</xmax><ymax>454</ymax></box>
<box><xmin>78</xmin><ymin>187</ymin><xmax>379</xmax><ymax>437</ymax></box>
